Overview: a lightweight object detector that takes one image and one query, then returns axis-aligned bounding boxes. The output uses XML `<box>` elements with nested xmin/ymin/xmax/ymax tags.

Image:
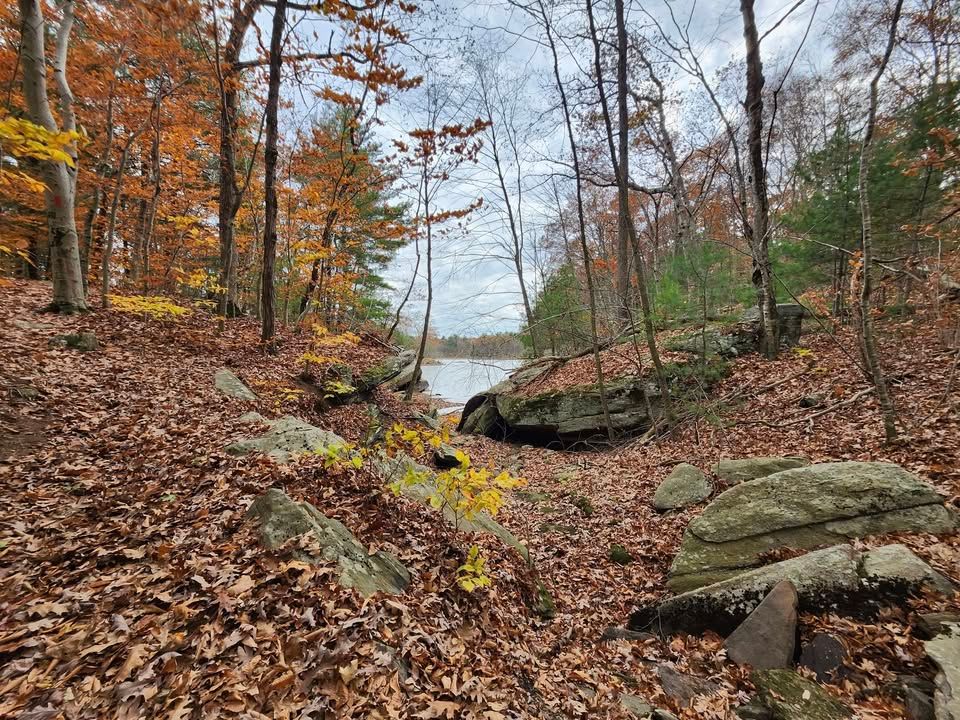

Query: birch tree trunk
<box><xmin>260</xmin><ymin>0</ymin><xmax>285</xmax><ymax>343</ymax></box>
<box><xmin>857</xmin><ymin>0</ymin><xmax>904</xmax><ymax>442</ymax></box>
<box><xmin>18</xmin><ymin>0</ymin><xmax>87</xmax><ymax>312</ymax></box>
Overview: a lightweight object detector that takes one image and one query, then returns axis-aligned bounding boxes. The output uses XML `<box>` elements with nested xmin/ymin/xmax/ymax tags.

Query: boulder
<box><xmin>357</xmin><ymin>350</ymin><xmax>415</xmax><ymax>392</ymax></box>
<box><xmin>712</xmin><ymin>456</ymin><xmax>810</xmax><ymax>485</ymax></box>
<box><xmin>610</xmin><ymin>544</ymin><xmax>634</xmax><ymax>565</ymax></box>
<box><xmin>632</xmin><ymin>544</ymin><xmax>952</xmax><ymax>637</ymax></box>
<box><xmin>862</xmin><ymin>544</ymin><xmax>955</xmax><ymax>596</ymax></box>
<box><xmin>227</xmin><ymin>415</ymin><xmax>346</xmax><ymax>463</ymax></box>
<box><xmin>916</xmin><ymin>613</ymin><xmax>960</xmax><ymax>640</ymax></box>
<box><xmin>752</xmin><ymin>669</ymin><xmax>851</xmax><ymax>720</ymax></box>
<box><xmin>926</xmin><ymin>624</ymin><xmax>960</xmax><ymax>720</ymax></box>
<box><xmin>48</xmin><ymin>331</ymin><xmax>98</xmax><ymax>351</ymax></box>
<box><xmin>247</xmin><ymin>488</ymin><xmax>410</xmax><ymax>596</ymax></box>
<box><xmin>215</xmin><ymin>368</ymin><xmax>257</xmax><ymax>401</ymax></box>
<box><xmin>799</xmin><ymin>634</ymin><xmax>848</xmax><ymax>682</ymax></box>
<box><xmin>724</xmin><ymin>581</ymin><xmax>798</xmax><ymax>669</ymax></box>
<box><xmin>372</xmin><ymin>454</ymin><xmax>528</xmax><ymax>561</ymax></box>
<box><xmin>669</xmin><ymin>462</ymin><xmax>956</xmax><ymax>591</ymax></box>
<box><xmin>656</xmin><ymin>664</ymin><xmax>719</xmax><ymax>706</ymax></box>
<box><xmin>384</xmin><ymin>351</ymin><xmax>422</xmax><ymax>391</ymax></box>
<box><xmin>740</xmin><ymin>303</ymin><xmax>810</xmax><ymax>348</ymax></box>
<box><xmin>434</xmin><ymin>443</ymin><xmax>462</xmax><ymax>469</ymax></box>
<box><xmin>620</xmin><ymin>694</ymin><xmax>654</xmax><ymax>717</ymax></box>
<box><xmin>654</xmin><ymin>463</ymin><xmax>712</xmax><ymax>510</ymax></box>
<box><xmin>888</xmin><ymin>676</ymin><xmax>936</xmax><ymax>720</ymax></box>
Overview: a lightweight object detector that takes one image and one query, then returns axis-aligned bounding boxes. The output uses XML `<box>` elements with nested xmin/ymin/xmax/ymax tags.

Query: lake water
<box><xmin>420</xmin><ymin>358</ymin><xmax>523</xmax><ymax>407</ymax></box>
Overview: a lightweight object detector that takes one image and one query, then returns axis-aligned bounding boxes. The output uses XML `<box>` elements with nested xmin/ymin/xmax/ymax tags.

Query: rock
<box><xmin>752</xmin><ymin>669</ymin><xmax>851</xmax><ymax>720</ymax></box>
<box><xmin>669</xmin><ymin>462</ymin><xmax>956</xmax><ymax>591</ymax></box>
<box><xmin>654</xmin><ymin>463</ymin><xmax>712</xmax><ymax>510</ymax></box>
<box><xmin>215</xmin><ymin>368</ymin><xmax>257</xmax><ymax>401</ymax></box>
<box><xmin>570</xmin><ymin>494</ymin><xmax>594</xmax><ymax>517</ymax></box>
<box><xmin>11</xmin><ymin>384</ymin><xmax>41</xmax><ymax>401</ymax></box>
<box><xmin>736</xmin><ymin>698</ymin><xmax>774</xmax><ymax>720</ymax></box>
<box><xmin>925</xmin><ymin>623</ymin><xmax>960</xmax><ymax>720</ymax></box>
<box><xmin>515</xmin><ymin>489</ymin><xmax>551</xmax><ymax>504</ymax></box>
<box><xmin>655</xmin><ymin>664</ymin><xmax>719</xmax><ymax>706</ymax></box>
<box><xmin>862</xmin><ymin>544</ymin><xmax>955</xmax><ymax>596</ymax></box>
<box><xmin>238</xmin><ymin>411</ymin><xmax>266</xmax><ymax>424</ymax></box>
<box><xmin>632</xmin><ymin>544</ymin><xmax>953</xmax><ymax>637</ymax></box>
<box><xmin>247</xmin><ymin>488</ymin><xmax>410</xmax><ymax>596</ymax></box>
<box><xmin>357</xmin><ymin>350</ymin><xmax>415</xmax><ymax>392</ymax></box>
<box><xmin>666</xmin><ymin>326</ymin><xmax>757</xmax><ymax>358</ymax></box>
<box><xmin>384</xmin><ymin>352</ymin><xmax>422</xmax><ymax>391</ymax></box>
<box><xmin>620</xmin><ymin>694</ymin><xmax>654</xmax><ymax>717</ymax></box>
<box><xmin>227</xmin><ymin>415</ymin><xmax>346</xmax><ymax>463</ymax></box>
<box><xmin>602</xmin><ymin>627</ymin><xmax>654</xmax><ymax>642</ymax></box>
<box><xmin>372</xmin><ymin>454</ymin><xmax>528</xmax><ymax>561</ymax></box>
<box><xmin>889</xmin><ymin>676</ymin><xmax>937</xmax><ymax>720</ymax></box>
<box><xmin>434</xmin><ymin>443</ymin><xmax>462</xmax><ymax>469</ymax></box>
<box><xmin>531</xmin><ymin>580</ymin><xmax>556</xmax><ymax>619</ymax></box>
<box><xmin>799</xmin><ymin>634</ymin><xmax>848</xmax><ymax>682</ymax></box>
<box><xmin>48</xmin><ymin>332</ymin><xmax>98</xmax><ymax>351</ymax></box>
<box><xmin>799</xmin><ymin>395</ymin><xmax>824</xmax><ymax>409</ymax></box>
<box><xmin>916</xmin><ymin>613</ymin><xmax>960</xmax><ymax>640</ymax></box>
<box><xmin>610</xmin><ymin>544</ymin><xmax>634</xmax><ymax>565</ymax></box>
<box><xmin>740</xmin><ymin>303</ymin><xmax>810</xmax><ymax>348</ymax></box>
<box><xmin>712</xmin><ymin>456</ymin><xmax>810</xmax><ymax>485</ymax></box>
<box><xmin>724</xmin><ymin>581</ymin><xmax>798</xmax><ymax>669</ymax></box>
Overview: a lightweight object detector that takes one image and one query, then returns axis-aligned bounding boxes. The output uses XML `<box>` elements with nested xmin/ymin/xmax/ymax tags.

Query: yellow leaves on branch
<box><xmin>107</xmin><ymin>294</ymin><xmax>192</xmax><ymax>319</ymax></box>
<box><xmin>384</xmin><ymin>422</ymin><xmax>525</xmax><ymax>592</ymax></box>
<box><xmin>0</xmin><ymin>113</ymin><xmax>83</xmax><ymax>196</ymax></box>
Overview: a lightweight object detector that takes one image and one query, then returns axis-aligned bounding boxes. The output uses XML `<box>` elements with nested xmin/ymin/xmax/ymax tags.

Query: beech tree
<box><xmin>17</xmin><ymin>0</ymin><xmax>86</xmax><ymax>312</ymax></box>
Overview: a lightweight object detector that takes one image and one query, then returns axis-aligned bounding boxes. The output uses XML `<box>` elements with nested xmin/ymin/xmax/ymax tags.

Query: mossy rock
<box><xmin>531</xmin><ymin>580</ymin><xmax>556</xmax><ymax>619</ymax></box>
<box><xmin>610</xmin><ymin>544</ymin><xmax>634</xmax><ymax>565</ymax></box>
<box><xmin>752</xmin><ymin>669</ymin><xmax>851</xmax><ymax>720</ymax></box>
<box><xmin>571</xmin><ymin>494</ymin><xmax>595</xmax><ymax>517</ymax></box>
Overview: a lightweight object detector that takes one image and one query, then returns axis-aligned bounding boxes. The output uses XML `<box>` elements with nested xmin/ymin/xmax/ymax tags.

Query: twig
<box><xmin>736</xmin><ymin>387</ymin><xmax>874</xmax><ymax>428</ymax></box>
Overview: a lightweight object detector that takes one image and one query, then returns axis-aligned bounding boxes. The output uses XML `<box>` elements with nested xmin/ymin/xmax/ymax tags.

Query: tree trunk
<box><xmin>100</xmin><ymin>130</ymin><xmax>141</xmax><ymax>306</ymax></box>
<box><xmin>18</xmin><ymin>0</ymin><xmax>87</xmax><ymax>312</ymax></box>
<box><xmin>260</xmin><ymin>0</ymin><xmax>285</xmax><ymax>343</ymax></box>
<box><xmin>405</xmin><ymin>172</ymin><xmax>431</xmax><ymax>403</ymax></box>
<box><xmin>540</xmin><ymin>0</ymin><xmax>613</xmax><ymax>439</ymax></box>
<box><xmin>857</xmin><ymin>0</ymin><xmax>904</xmax><ymax>442</ymax></box>
<box><xmin>740</xmin><ymin>0</ymin><xmax>779</xmax><ymax>358</ymax></box>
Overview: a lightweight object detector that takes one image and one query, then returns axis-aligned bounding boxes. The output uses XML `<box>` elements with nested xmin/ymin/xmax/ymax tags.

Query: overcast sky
<box><xmin>280</xmin><ymin>0</ymin><xmax>842</xmax><ymax>337</ymax></box>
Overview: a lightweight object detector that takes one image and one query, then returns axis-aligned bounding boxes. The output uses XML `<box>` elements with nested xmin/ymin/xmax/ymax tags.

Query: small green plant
<box><xmin>456</xmin><ymin>545</ymin><xmax>492</xmax><ymax>592</ymax></box>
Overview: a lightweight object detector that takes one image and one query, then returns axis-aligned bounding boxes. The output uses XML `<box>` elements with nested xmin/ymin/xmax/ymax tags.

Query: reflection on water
<box><xmin>420</xmin><ymin>358</ymin><xmax>523</xmax><ymax>406</ymax></box>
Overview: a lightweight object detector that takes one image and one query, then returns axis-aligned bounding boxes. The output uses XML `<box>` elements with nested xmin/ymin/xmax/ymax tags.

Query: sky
<box><xmin>277</xmin><ymin>0</ymin><xmax>842</xmax><ymax>337</ymax></box>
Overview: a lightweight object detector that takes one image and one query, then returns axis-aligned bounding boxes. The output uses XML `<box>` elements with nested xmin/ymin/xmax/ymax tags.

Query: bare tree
<box><xmin>740</xmin><ymin>0</ymin><xmax>779</xmax><ymax>358</ymax></box>
<box><xmin>857</xmin><ymin>0</ymin><xmax>905</xmax><ymax>442</ymax></box>
<box><xmin>18</xmin><ymin>0</ymin><xmax>86</xmax><ymax>312</ymax></box>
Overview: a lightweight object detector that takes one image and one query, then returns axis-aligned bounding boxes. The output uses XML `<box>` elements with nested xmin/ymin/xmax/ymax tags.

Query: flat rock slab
<box><xmin>215</xmin><ymin>368</ymin><xmax>257</xmax><ymax>401</ymax></box>
<box><xmin>926</xmin><ymin>623</ymin><xmax>960</xmax><ymax>720</ymax></box>
<box><xmin>632</xmin><ymin>544</ymin><xmax>952</xmax><ymax>637</ymax></box>
<box><xmin>48</xmin><ymin>332</ymin><xmax>98</xmax><ymax>351</ymax></box>
<box><xmin>752</xmin><ymin>669</ymin><xmax>851</xmax><ymax>720</ymax></box>
<box><xmin>654</xmin><ymin>463</ymin><xmax>712</xmax><ymax>511</ymax></box>
<box><xmin>247</xmin><ymin>488</ymin><xmax>410</xmax><ymax>596</ymax></box>
<box><xmin>227</xmin><ymin>415</ymin><xmax>345</xmax><ymax>463</ymax></box>
<box><xmin>670</xmin><ymin>461</ymin><xmax>956</xmax><ymax>591</ymax></box>
<box><xmin>713</xmin><ymin>456</ymin><xmax>810</xmax><ymax>484</ymax></box>
<box><xmin>656</xmin><ymin>665</ymin><xmax>719</xmax><ymax>706</ymax></box>
<box><xmin>724</xmin><ymin>580</ymin><xmax>798</xmax><ymax>669</ymax></box>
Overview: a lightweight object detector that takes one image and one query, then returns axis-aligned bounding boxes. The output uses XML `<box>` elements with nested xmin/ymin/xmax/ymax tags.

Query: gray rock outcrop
<box><xmin>227</xmin><ymin>415</ymin><xmax>346</xmax><ymax>463</ymax></box>
<box><xmin>926</xmin><ymin>624</ymin><xmax>960</xmax><ymax>720</ymax></box>
<box><xmin>215</xmin><ymin>368</ymin><xmax>257</xmax><ymax>401</ymax></box>
<box><xmin>247</xmin><ymin>488</ymin><xmax>409</xmax><ymax>596</ymax></box>
<box><xmin>48</xmin><ymin>332</ymin><xmax>98</xmax><ymax>351</ymax></box>
<box><xmin>669</xmin><ymin>462</ymin><xmax>956</xmax><ymax>591</ymax></box>
<box><xmin>632</xmin><ymin>543</ymin><xmax>953</xmax><ymax>637</ymax></box>
<box><xmin>712</xmin><ymin>456</ymin><xmax>810</xmax><ymax>485</ymax></box>
<box><xmin>654</xmin><ymin>463</ymin><xmax>712</xmax><ymax>510</ymax></box>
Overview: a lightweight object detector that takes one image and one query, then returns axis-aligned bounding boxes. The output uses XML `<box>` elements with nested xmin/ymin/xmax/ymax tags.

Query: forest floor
<box><xmin>1</xmin><ymin>278</ymin><xmax>958</xmax><ymax>719</ymax></box>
